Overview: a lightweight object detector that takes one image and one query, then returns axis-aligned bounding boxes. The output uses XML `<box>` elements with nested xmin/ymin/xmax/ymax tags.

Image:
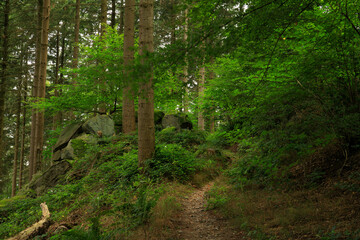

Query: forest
<box><xmin>0</xmin><ymin>0</ymin><xmax>360</xmax><ymax>239</ymax></box>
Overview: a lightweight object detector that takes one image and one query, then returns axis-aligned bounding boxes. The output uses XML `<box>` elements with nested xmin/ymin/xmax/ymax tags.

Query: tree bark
<box><xmin>0</xmin><ymin>0</ymin><xmax>10</xmax><ymax>189</ymax></box>
<box><xmin>0</xmin><ymin>0</ymin><xmax>9</xmax><ymax>177</ymax></box>
<box><xmin>182</xmin><ymin>8</ymin><xmax>189</xmax><ymax>113</ymax></box>
<box><xmin>122</xmin><ymin>0</ymin><xmax>136</xmax><ymax>134</ymax></box>
<box><xmin>7</xmin><ymin>203</ymin><xmax>51</xmax><ymax>240</ymax></box>
<box><xmin>119</xmin><ymin>0</ymin><xmax>125</xmax><ymax>34</ymax></box>
<box><xmin>111</xmin><ymin>0</ymin><xmax>116</xmax><ymax>28</ymax></box>
<box><xmin>198</xmin><ymin>64</ymin><xmax>205</xmax><ymax>131</ymax></box>
<box><xmin>72</xmin><ymin>0</ymin><xmax>80</xmax><ymax>71</ymax></box>
<box><xmin>100</xmin><ymin>0</ymin><xmax>108</xmax><ymax>36</ymax></box>
<box><xmin>35</xmin><ymin>0</ymin><xmax>51</xmax><ymax>174</ymax></box>
<box><xmin>29</xmin><ymin>0</ymin><xmax>43</xmax><ymax>181</ymax></box>
<box><xmin>12</xmin><ymin>83</ymin><xmax>22</xmax><ymax>197</ymax></box>
<box><xmin>99</xmin><ymin>0</ymin><xmax>108</xmax><ymax>114</ymax></box>
<box><xmin>52</xmin><ymin>29</ymin><xmax>60</xmax><ymax>130</ymax></box>
<box><xmin>19</xmin><ymin>75</ymin><xmax>28</xmax><ymax>190</ymax></box>
<box><xmin>138</xmin><ymin>0</ymin><xmax>155</xmax><ymax>169</ymax></box>
<box><xmin>209</xmin><ymin>58</ymin><xmax>215</xmax><ymax>133</ymax></box>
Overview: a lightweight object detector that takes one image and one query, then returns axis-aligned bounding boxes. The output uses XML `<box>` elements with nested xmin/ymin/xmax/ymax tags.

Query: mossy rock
<box><xmin>28</xmin><ymin>161</ymin><xmax>71</xmax><ymax>196</ymax></box>
<box><xmin>71</xmin><ymin>134</ymin><xmax>97</xmax><ymax>159</ymax></box>
<box><xmin>161</xmin><ymin>113</ymin><xmax>192</xmax><ymax>131</ymax></box>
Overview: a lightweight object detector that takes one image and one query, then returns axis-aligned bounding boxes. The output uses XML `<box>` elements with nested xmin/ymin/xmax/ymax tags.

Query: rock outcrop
<box><xmin>161</xmin><ymin>113</ymin><xmax>193</xmax><ymax>131</ymax></box>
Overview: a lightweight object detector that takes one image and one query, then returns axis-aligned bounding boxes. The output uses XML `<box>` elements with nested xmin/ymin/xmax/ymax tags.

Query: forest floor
<box><xmin>169</xmin><ymin>181</ymin><xmax>248</xmax><ymax>240</ymax></box>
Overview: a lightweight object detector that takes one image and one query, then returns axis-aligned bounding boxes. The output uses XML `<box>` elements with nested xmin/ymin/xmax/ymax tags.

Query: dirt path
<box><xmin>171</xmin><ymin>181</ymin><xmax>247</xmax><ymax>240</ymax></box>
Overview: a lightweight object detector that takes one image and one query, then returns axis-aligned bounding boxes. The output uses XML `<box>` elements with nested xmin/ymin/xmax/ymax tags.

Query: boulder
<box><xmin>29</xmin><ymin>161</ymin><xmax>71</xmax><ymax>195</ymax></box>
<box><xmin>53</xmin><ymin>122</ymin><xmax>83</xmax><ymax>152</ymax></box>
<box><xmin>52</xmin><ymin>150</ymin><xmax>62</xmax><ymax>162</ymax></box>
<box><xmin>82</xmin><ymin>115</ymin><xmax>115</xmax><ymax>137</ymax></box>
<box><xmin>60</xmin><ymin>142</ymin><xmax>75</xmax><ymax>160</ymax></box>
<box><xmin>161</xmin><ymin>113</ymin><xmax>193</xmax><ymax>131</ymax></box>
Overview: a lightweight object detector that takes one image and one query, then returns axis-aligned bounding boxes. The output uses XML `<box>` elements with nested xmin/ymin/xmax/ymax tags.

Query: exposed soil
<box><xmin>170</xmin><ymin>182</ymin><xmax>247</xmax><ymax>240</ymax></box>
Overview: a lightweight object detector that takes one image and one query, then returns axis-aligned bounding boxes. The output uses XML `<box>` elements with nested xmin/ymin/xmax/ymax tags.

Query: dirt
<box><xmin>170</xmin><ymin>181</ymin><xmax>248</xmax><ymax>240</ymax></box>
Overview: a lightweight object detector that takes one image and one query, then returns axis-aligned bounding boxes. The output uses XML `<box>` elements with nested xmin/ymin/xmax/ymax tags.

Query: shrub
<box><xmin>156</xmin><ymin>128</ymin><xmax>207</xmax><ymax>150</ymax></box>
<box><xmin>146</xmin><ymin>144</ymin><xmax>198</xmax><ymax>182</ymax></box>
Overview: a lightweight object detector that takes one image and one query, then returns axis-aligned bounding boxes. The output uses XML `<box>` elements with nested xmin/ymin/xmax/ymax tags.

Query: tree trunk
<box><xmin>35</xmin><ymin>0</ymin><xmax>51</xmax><ymax>174</ymax></box>
<box><xmin>12</xmin><ymin>83</ymin><xmax>22</xmax><ymax>197</ymax></box>
<box><xmin>99</xmin><ymin>0</ymin><xmax>108</xmax><ymax>113</ymax></box>
<box><xmin>72</xmin><ymin>0</ymin><xmax>80</xmax><ymax>71</ymax></box>
<box><xmin>170</xmin><ymin>0</ymin><xmax>176</xmax><ymax>45</ymax></box>
<box><xmin>100</xmin><ymin>0</ymin><xmax>108</xmax><ymax>36</ymax></box>
<box><xmin>52</xmin><ymin>29</ymin><xmax>60</xmax><ymax>130</ymax></box>
<box><xmin>138</xmin><ymin>0</ymin><xmax>155</xmax><ymax>169</ymax></box>
<box><xmin>122</xmin><ymin>0</ymin><xmax>136</xmax><ymax>134</ymax></box>
<box><xmin>19</xmin><ymin>75</ymin><xmax>28</xmax><ymax>190</ymax></box>
<box><xmin>119</xmin><ymin>0</ymin><xmax>125</xmax><ymax>34</ymax></box>
<box><xmin>29</xmin><ymin>0</ymin><xmax>43</xmax><ymax>181</ymax></box>
<box><xmin>111</xmin><ymin>0</ymin><xmax>116</xmax><ymax>28</ymax></box>
<box><xmin>182</xmin><ymin>8</ymin><xmax>189</xmax><ymax>113</ymax></box>
<box><xmin>198</xmin><ymin>64</ymin><xmax>205</xmax><ymax>131</ymax></box>
<box><xmin>0</xmin><ymin>0</ymin><xmax>10</xmax><ymax>189</ymax></box>
<box><xmin>209</xmin><ymin>58</ymin><xmax>215</xmax><ymax>133</ymax></box>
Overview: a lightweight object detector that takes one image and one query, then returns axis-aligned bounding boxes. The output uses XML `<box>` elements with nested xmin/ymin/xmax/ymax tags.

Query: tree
<box><xmin>138</xmin><ymin>0</ymin><xmax>155</xmax><ymax>168</ymax></box>
<box><xmin>122</xmin><ymin>0</ymin><xmax>136</xmax><ymax>134</ymax></box>
<box><xmin>29</xmin><ymin>0</ymin><xmax>43</xmax><ymax>180</ymax></box>
<box><xmin>34</xmin><ymin>0</ymin><xmax>51</xmax><ymax>176</ymax></box>
<box><xmin>0</xmin><ymin>0</ymin><xmax>10</xmax><ymax>191</ymax></box>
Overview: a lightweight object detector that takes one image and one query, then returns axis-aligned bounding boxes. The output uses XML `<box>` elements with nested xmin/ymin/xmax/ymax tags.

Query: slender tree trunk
<box><xmin>119</xmin><ymin>0</ymin><xmax>124</xmax><ymax>34</ymax></box>
<box><xmin>99</xmin><ymin>0</ymin><xmax>108</xmax><ymax>114</ymax></box>
<box><xmin>170</xmin><ymin>0</ymin><xmax>176</xmax><ymax>45</ymax></box>
<box><xmin>198</xmin><ymin>64</ymin><xmax>205</xmax><ymax>131</ymax></box>
<box><xmin>122</xmin><ymin>0</ymin><xmax>136</xmax><ymax>134</ymax></box>
<box><xmin>182</xmin><ymin>8</ymin><xmax>189</xmax><ymax>113</ymax></box>
<box><xmin>70</xmin><ymin>0</ymin><xmax>80</xmax><ymax>120</ymax></box>
<box><xmin>111</xmin><ymin>0</ymin><xmax>116</xmax><ymax>28</ymax></box>
<box><xmin>12</xmin><ymin>83</ymin><xmax>22</xmax><ymax>197</ymax></box>
<box><xmin>138</xmin><ymin>0</ymin><xmax>155</xmax><ymax>168</ymax></box>
<box><xmin>100</xmin><ymin>0</ymin><xmax>108</xmax><ymax>36</ymax></box>
<box><xmin>35</xmin><ymin>0</ymin><xmax>51</xmax><ymax>173</ymax></box>
<box><xmin>209</xmin><ymin>58</ymin><xmax>215</xmax><ymax>133</ymax></box>
<box><xmin>29</xmin><ymin>0</ymin><xmax>43</xmax><ymax>181</ymax></box>
<box><xmin>73</xmin><ymin>0</ymin><xmax>80</xmax><ymax>71</ymax></box>
<box><xmin>19</xmin><ymin>75</ymin><xmax>28</xmax><ymax>190</ymax></box>
<box><xmin>52</xmin><ymin>29</ymin><xmax>60</xmax><ymax>130</ymax></box>
<box><xmin>0</xmin><ymin>0</ymin><xmax>10</xmax><ymax>187</ymax></box>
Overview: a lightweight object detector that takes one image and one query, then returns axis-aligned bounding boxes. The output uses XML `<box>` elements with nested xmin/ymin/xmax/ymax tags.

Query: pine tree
<box><xmin>138</xmin><ymin>0</ymin><xmax>155</xmax><ymax>169</ymax></box>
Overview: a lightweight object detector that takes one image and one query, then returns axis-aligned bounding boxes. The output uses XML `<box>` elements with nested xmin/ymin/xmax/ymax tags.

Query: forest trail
<box><xmin>171</xmin><ymin>181</ymin><xmax>247</xmax><ymax>240</ymax></box>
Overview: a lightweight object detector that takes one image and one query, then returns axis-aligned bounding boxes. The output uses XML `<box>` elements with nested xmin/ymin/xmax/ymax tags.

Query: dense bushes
<box><xmin>146</xmin><ymin>144</ymin><xmax>198</xmax><ymax>182</ymax></box>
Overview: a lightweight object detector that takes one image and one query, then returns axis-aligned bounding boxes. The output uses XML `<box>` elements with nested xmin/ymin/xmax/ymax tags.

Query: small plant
<box><xmin>205</xmin><ymin>185</ymin><xmax>229</xmax><ymax>210</ymax></box>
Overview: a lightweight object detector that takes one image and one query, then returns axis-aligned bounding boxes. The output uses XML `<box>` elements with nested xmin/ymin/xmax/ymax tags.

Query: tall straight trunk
<box><xmin>198</xmin><ymin>64</ymin><xmax>205</xmax><ymax>131</ymax></box>
<box><xmin>19</xmin><ymin>76</ymin><xmax>28</xmax><ymax>190</ymax></box>
<box><xmin>72</xmin><ymin>0</ymin><xmax>80</xmax><ymax>71</ymax></box>
<box><xmin>111</xmin><ymin>0</ymin><xmax>116</xmax><ymax>28</ymax></box>
<box><xmin>0</xmin><ymin>0</ymin><xmax>10</xmax><ymax>192</ymax></box>
<box><xmin>170</xmin><ymin>0</ymin><xmax>176</xmax><ymax>45</ymax></box>
<box><xmin>209</xmin><ymin>58</ymin><xmax>215</xmax><ymax>133</ymax></box>
<box><xmin>29</xmin><ymin>0</ymin><xmax>43</xmax><ymax>180</ymax></box>
<box><xmin>52</xmin><ymin>29</ymin><xmax>60</xmax><ymax>130</ymax></box>
<box><xmin>35</xmin><ymin>0</ymin><xmax>51</xmax><ymax>173</ymax></box>
<box><xmin>99</xmin><ymin>0</ymin><xmax>108</xmax><ymax>114</ymax></box>
<box><xmin>119</xmin><ymin>0</ymin><xmax>124</xmax><ymax>34</ymax></box>
<box><xmin>12</xmin><ymin>83</ymin><xmax>22</xmax><ymax>197</ymax></box>
<box><xmin>138</xmin><ymin>0</ymin><xmax>155</xmax><ymax>168</ymax></box>
<box><xmin>182</xmin><ymin>8</ymin><xmax>189</xmax><ymax>113</ymax></box>
<box><xmin>122</xmin><ymin>0</ymin><xmax>136</xmax><ymax>134</ymax></box>
<box><xmin>100</xmin><ymin>0</ymin><xmax>108</xmax><ymax>36</ymax></box>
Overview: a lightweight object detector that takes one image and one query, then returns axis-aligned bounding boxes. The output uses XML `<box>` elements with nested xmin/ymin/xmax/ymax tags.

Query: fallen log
<box><xmin>7</xmin><ymin>202</ymin><xmax>52</xmax><ymax>240</ymax></box>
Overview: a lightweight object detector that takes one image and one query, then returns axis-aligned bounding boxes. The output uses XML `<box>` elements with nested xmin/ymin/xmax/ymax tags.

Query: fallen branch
<box><xmin>7</xmin><ymin>202</ymin><xmax>52</xmax><ymax>240</ymax></box>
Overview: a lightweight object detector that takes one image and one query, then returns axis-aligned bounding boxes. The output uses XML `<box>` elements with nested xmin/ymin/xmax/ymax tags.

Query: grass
<box><xmin>206</xmin><ymin>177</ymin><xmax>360</xmax><ymax>239</ymax></box>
